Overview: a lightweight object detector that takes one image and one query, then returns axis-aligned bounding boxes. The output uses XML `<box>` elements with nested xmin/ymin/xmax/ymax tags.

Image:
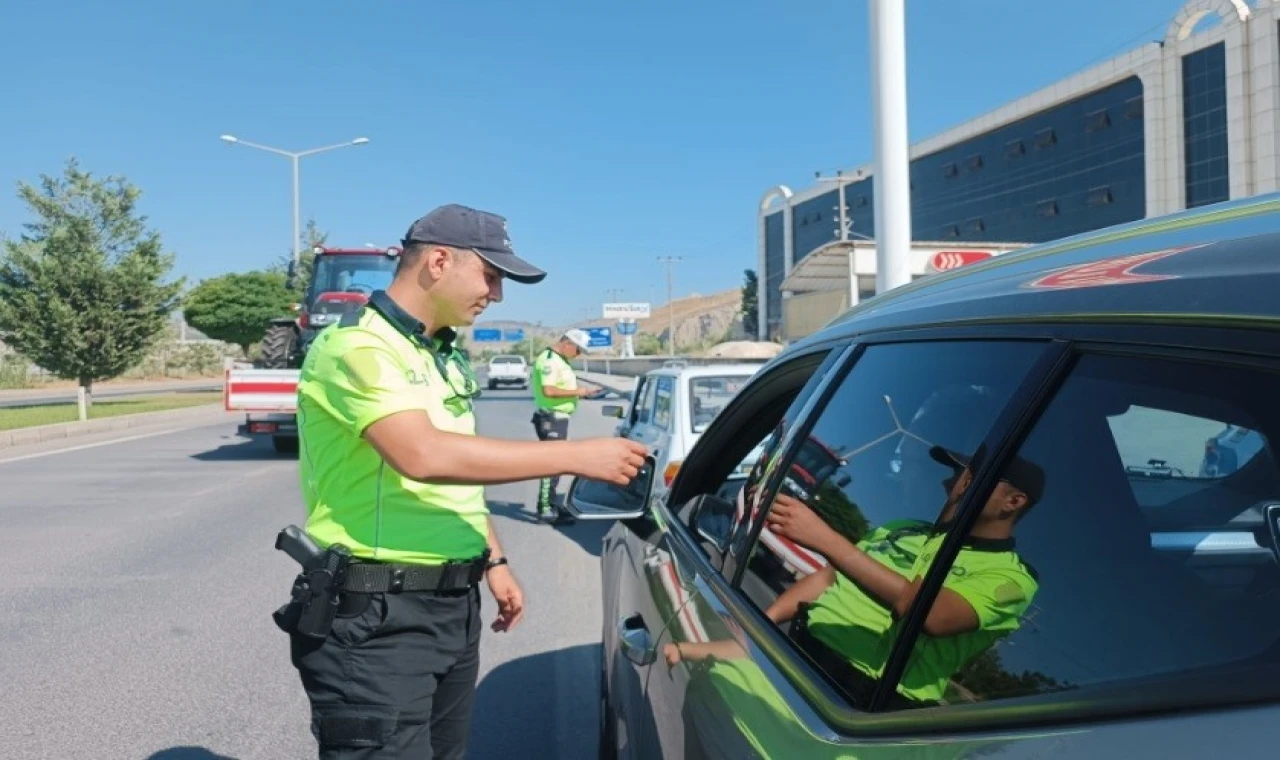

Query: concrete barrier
<box><xmin>574</xmin><ymin>356</ymin><xmax>769</xmax><ymax>378</ymax></box>
<box><xmin>0</xmin><ymin>404</ymin><xmax>236</xmax><ymax>449</ymax></box>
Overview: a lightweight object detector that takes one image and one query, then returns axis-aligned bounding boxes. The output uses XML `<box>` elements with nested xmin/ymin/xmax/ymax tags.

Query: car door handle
<box><xmin>617</xmin><ymin>613</ymin><xmax>656</xmax><ymax>666</ymax></box>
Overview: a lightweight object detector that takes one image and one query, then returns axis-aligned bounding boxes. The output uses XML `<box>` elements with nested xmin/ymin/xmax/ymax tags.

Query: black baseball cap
<box><xmin>929</xmin><ymin>445</ymin><xmax>1046</xmax><ymax>505</ymax></box>
<box><xmin>402</xmin><ymin>203</ymin><xmax>547</xmax><ymax>284</ymax></box>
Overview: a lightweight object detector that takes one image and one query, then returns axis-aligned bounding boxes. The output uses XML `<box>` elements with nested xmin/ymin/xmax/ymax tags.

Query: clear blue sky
<box><xmin>0</xmin><ymin>0</ymin><xmax>1182</xmax><ymax>326</ymax></box>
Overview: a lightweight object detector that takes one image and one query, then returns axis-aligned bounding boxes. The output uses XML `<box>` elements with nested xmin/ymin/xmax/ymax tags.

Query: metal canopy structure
<box><xmin>780</xmin><ymin>239</ymin><xmax>1026</xmax><ymax>295</ymax></box>
<box><xmin>780</xmin><ymin>240</ymin><xmax>869</xmax><ymax>294</ymax></box>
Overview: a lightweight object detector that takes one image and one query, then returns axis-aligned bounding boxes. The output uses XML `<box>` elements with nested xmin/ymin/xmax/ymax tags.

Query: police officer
<box><xmin>282</xmin><ymin>203</ymin><xmax>647</xmax><ymax>759</ymax></box>
<box><xmin>530</xmin><ymin>328</ymin><xmax>601</xmax><ymax>525</ymax></box>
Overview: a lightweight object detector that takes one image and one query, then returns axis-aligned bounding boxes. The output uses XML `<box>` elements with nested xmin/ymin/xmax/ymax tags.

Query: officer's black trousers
<box><xmin>290</xmin><ymin>586</ymin><xmax>482</xmax><ymax>759</ymax></box>
<box><xmin>532</xmin><ymin>411</ymin><xmax>570</xmax><ymax>510</ymax></box>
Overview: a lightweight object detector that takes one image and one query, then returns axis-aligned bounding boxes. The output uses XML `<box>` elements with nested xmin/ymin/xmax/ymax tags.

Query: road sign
<box><xmin>603</xmin><ymin>302</ymin><xmax>651</xmax><ymax>320</ymax></box>
<box><xmin>617</xmin><ymin>321</ymin><xmax>638</xmax><ymax>335</ymax></box>
<box><xmin>503</xmin><ymin>328</ymin><xmax>525</xmax><ymax>341</ymax></box>
<box><xmin>473</xmin><ymin>328</ymin><xmax>502</xmax><ymax>342</ymax></box>
<box><xmin>583</xmin><ymin>326</ymin><xmax>613</xmax><ymax>348</ymax></box>
<box><xmin>930</xmin><ymin>250</ymin><xmax>994</xmax><ymax>272</ymax></box>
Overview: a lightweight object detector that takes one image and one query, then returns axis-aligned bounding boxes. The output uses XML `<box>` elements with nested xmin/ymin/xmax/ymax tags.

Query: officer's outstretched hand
<box><xmin>573</xmin><ymin>438</ymin><xmax>649</xmax><ymax>485</ymax></box>
<box><xmin>488</xmin><ymin>564</ymin><xmax>524</xmax><ymax>633</ymax></box>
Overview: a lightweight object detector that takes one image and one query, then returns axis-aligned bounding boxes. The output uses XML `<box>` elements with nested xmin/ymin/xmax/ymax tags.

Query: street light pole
<box><xmin>868</xmin><ymin>0</ymin><xmax>913</xmax><ymax>294</ymax></box>
<box><xmin>219</xmin><ymin>134</ymin><xmax>370</xmax><ymax>286</ymax></box>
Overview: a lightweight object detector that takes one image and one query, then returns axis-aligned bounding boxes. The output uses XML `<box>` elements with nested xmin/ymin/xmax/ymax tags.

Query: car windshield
<box><xmin>491</xmin><ymin>357</ymin><xmax>522</xmax><ymax>364</ymax></box>
<box><xmin>309</xmin><ymin>254</ymin><xmax>398</xmax><ymax>303</ymax></box>
<box><xmin>688</xmin><ymin>374</ymin><xmax>752</xmax><ymax>433</ymax></box>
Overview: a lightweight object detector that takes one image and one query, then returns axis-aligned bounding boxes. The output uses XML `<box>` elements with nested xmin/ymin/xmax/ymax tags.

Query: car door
<box><xmin>644</xmin><ymin>337</ymin><xmax>1073</xmax><ymax>758</ymax></box>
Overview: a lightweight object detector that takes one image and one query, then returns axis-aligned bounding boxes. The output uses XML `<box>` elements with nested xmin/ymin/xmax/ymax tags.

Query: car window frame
<box><xmin>631</xmin><ymin>375</ymin><xmax>658</xmax><ymax>426</ymax></box>
<box><xmin>653</xmin><ymin>375</ymin><xmax>675</xmax><ymax>431</ymax></box>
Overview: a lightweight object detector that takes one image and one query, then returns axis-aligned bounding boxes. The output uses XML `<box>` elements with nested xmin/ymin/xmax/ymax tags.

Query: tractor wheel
<box><xmin>261</xmin><ymin>324</ymin><xmax>298</xmax><ymax>369</ymax></box>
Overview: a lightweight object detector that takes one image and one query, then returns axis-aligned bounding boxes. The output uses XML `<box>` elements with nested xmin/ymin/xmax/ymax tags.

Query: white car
<box><xmin>602</xmin><ymin>362</ymin><xmax>767</xmax><ymax>497</ymax></box>
<box><xmin>486</xmin><ymin>355</ymin><xmax>529</xmax><ymax>390</ymax></box>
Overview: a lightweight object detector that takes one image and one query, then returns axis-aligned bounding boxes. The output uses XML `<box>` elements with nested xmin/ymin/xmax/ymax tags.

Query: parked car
<box><xmin>600</xmin><ymin>363</ymin><xmax>766</xmax><ymax>499</ymax></box>
<box><xmin>567</xmin><ymin>193</ymin><xmax>1280</xmax><ymax>758</ymax></box>
<box><xmin>486</xmin><ymin>354</ymin><xmax>529</xmax><ymax>390</ymax></box>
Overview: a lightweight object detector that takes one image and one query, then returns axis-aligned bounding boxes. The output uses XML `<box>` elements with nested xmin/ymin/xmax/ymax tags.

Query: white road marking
<box><xmin>0</xmin><ymin>426</ymin><xmax>197</xmax><ymax>465</ymax></box>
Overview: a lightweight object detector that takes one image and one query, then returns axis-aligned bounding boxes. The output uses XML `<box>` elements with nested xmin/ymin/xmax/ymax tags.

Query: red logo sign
<box><xmin>931</xmin><ymin>250</ymin><xmax>993</xmax><ymax>271</ymax></box>
<box><xmin>1025</xmin><ymin>245</ymin><xmax>1203</xmax><ymax>291</ymax></box>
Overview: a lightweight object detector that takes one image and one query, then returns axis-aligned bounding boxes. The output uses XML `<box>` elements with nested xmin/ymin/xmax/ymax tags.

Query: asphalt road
<box><xmin>0</xmin><ymin>380</ymin><xmax>223</xmax><ymax>409</ymax></box>
<box><xmin>0</xmin><ymin>388</ymin><xmax>627</xmax><ymax>760</ymax></box>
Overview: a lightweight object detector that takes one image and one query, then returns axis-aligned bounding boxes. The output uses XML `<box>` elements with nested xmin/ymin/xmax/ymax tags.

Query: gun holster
<box><xmin>272</xmin><ymin>541</ymin><xmax>352</xmax><ymax>640</ymax></box>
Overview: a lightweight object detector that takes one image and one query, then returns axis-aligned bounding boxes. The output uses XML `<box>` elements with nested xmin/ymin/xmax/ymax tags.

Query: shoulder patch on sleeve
<box><xmin>340</xmin><ymin>347</ymin><xmax>401</xmax><ymax>393</ymax></box>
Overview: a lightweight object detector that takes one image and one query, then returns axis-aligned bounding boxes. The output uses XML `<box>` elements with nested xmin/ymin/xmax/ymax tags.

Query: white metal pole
<box><xmin>869</xmin><ymin>0</ymin><xmax>913</xmax><ymax>293</ymax></box>
<box><xmin>292</xmin><ymin>155</ymin><xmax>301</xmax><ymax>275</ymax></box>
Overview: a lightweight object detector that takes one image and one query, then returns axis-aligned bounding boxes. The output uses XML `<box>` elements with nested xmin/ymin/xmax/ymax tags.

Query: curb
<box><xmin>0</xmin><ymin>404</ymin><xmax>234</xmax><ymax>449</ymax></box>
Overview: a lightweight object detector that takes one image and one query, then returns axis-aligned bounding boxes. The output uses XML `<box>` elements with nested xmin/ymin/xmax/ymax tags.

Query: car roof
<box><xmin>797</xmin><ymin>192</ymin><xmax>1280</xmax><ymax>348</ymax></box>
<box><xmin>643</xmin><ymin>363</ymin><xmax>766</xmax><ymax>379</ymax></box>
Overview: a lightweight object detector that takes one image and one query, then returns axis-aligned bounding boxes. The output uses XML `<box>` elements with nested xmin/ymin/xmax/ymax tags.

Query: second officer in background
<box><xmin>531</xmin><ymin>328</ymin><xmax>601</xmax><ymax>524</ymax></box>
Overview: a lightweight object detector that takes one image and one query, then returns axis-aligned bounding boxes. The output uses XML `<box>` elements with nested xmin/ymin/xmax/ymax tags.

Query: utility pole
<box><xmin>605</xmin><ymin>288</ymin><xmax>624</xmax><ymax>303</ymax></box>
<box><xmin>656</xmin><ymin>256</ymin><xmax>683</xmax><ymax>356</ymax></box>
<box><xmin>816</xmin><ymin>169</ymin><xmax>868</xmax><ymax>308</ymax></box>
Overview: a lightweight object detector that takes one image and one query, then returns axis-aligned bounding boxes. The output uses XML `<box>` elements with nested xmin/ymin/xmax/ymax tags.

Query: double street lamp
<box><xmin>219</xmin><ymin>133</ymin><xmax>370</xmax><ymax>283</ymax></box>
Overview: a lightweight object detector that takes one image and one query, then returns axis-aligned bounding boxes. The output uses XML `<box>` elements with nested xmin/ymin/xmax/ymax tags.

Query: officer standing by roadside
<box><xmin>530</xmin><ymin>328</ymin><xmax>602</xmax><ymax>525</ymax></box>
<box><xmin>275</xmin><ymin>203</ymin><xmax>647</xmax><ymax>760</ymax></box>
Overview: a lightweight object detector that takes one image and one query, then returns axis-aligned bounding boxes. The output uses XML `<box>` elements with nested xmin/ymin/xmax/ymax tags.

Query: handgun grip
<box><xmin>275</xmin><ymin>524</ymin><xmax>324</xmax><ymax>570</ymax></box>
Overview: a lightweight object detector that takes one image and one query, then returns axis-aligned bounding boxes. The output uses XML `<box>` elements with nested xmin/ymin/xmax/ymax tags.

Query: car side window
<box><xmin>899</xmin><ymin>351</ymin><xmax>1280</xmax><ymax>711</ymax></box>
<box><xmin>632</xmin><ymin>377</ymin><xmax>657</xmax><ymax>426</ymax></box>
<box><xmin>733</xmin><ymin>340</ymin><xmax>1046</xmax><ymax>709</ymax></box>
<box><xmin>653</xmin><ymin>376</ymin><xmax>675</xmax><ymax>430</ymax></box>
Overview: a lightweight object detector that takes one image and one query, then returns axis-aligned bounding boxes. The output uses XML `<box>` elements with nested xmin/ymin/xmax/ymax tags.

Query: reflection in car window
<box><xmin>910</xmin><ymin>352</ymin><xmax>1280</xmax><ymax>710</ymax></box>
<box><xmin>736</xmin><ymin>340</ymin><xmax>1045</xmax><ymax>709</ymax></box>
<box><xmin>654</xmin><ymin>377</ymin><xmax>674</xmax><ymax>429</ymax></box>
<box><xmin>1107</xmin><ymin>406</ymin><xmax>1262</xmax><ymax>482</ymax></box>
<box><xmin>689</xmin><ymin>375</ymin><xmax>750</xmax><ymax>433</ymax></box>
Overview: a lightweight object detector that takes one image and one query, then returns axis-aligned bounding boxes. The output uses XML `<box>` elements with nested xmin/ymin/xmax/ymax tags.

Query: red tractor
<box><xmin>260</xmin><ymin>245</ymin><xmax>402</xmax><ymax>369</ymax></box>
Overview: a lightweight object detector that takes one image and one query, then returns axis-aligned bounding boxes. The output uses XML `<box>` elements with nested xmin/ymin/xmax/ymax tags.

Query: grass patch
<box><xmin>0</xmin><ymin>391</ymin><xmax>223</xmax><ymax>431</ymax></box>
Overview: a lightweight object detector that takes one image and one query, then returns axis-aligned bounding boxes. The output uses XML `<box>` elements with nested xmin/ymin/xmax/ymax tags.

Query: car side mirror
<box><xmin>566</xmin><ymin>457</ymin><xmax>656</xmax><ymax>521</ymax></box>
<box><xmin>687</xmin><ymin>492</ymin><xmax>737</xmax><ymax>555</ymax></box>
<box><xmin>602</xmin><ymin>404</ymin><xmax>625</xmax><ymax>419</ymax></box>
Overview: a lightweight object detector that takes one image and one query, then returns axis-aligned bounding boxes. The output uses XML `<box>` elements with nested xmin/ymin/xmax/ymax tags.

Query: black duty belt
<box><xmin>342</xmin><ymin>554</ymin><xmax>489</xmax><ymax>593</ymax></box>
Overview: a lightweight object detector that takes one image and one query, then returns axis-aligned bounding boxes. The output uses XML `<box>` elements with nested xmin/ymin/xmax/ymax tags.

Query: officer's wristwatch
<box><xmin>486</xmin><ymin>556</ymin><xmax>509</xmax><ymax>571</ymax></box>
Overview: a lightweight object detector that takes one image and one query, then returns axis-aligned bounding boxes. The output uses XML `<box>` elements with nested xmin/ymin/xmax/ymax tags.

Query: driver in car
<box><xmin>668</xmin><ymin>446</ymin><xmax>1042</xmax><ymax>709</ymax></box>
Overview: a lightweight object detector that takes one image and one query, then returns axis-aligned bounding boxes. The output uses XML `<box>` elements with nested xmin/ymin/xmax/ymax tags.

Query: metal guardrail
<box><xmin>573</xmin><ymin>356</ymin><xmax>771</xmax><ymax>378</ymax></box>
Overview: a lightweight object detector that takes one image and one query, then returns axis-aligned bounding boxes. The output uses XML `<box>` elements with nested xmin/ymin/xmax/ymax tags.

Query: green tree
<box><xmin>0</xmin><ymin>158</ymin><xmax>184</xmax><ymax>406</ymax></box>
<box><xmin>182</xmin><ymin>271</ymin><xmax>296</xmax><ymax>356</ymax></box>
<box><xmin>270</xmin><ymin>218</ymin><xmax>328</xmax><ymax>298</ymax></box>
<box><xmin>633</xmin><ymin>333</ymin><xmax>663</xmax><ymax>355</ymax></box>
<box><xmin>741</xmin><ymin>268</ymin><xmax>759</xmax><ymax>337</ymax></box>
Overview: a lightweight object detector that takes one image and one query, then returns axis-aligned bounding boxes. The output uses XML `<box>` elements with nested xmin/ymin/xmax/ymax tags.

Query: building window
<box><xmin>1005</xmin><ymin>139</ymin><xmax>1025</xmax><ymax>158</ymax></box>
<box><xmin>1086</xmin><ymin>186</ymin><xmax>1114</xmax><ymax>207</ymax></box>
<box><xmin>967</xmin><ymin>154</ymin><xmax>984</xmax><ymax>172</ymax></box>
<box><xmin>945</xmin><ymin>224</ymin><xmax>961</xmax><ymax>238</ymax></box>
<box><xmin>1182</xmin><ymin>42</ymin><xmax>1229</xmax><ymax>208</ymax></box>
<box><xmin>943</xmin><ymin>162</ymin><xmax>959</xmax><ymax>178</ymax></box>
<box><xmin>1037</xmin><ymin>199</ymin><xmax>1059</xmax><ymax>218</ymax></box>
<box><xmin>1125</xmin><ymin>96</ymin><xmax>1144</xmax><ymax>120</ymax></box>
<box><xmin>1086</xmin><ymin>109</ymin><xmax>1111</xmax><ymax>132</ymax></box>
<box><xmin>968</xmin><ymin>217</ymin><xmax>985</xmax><ymax>233</ymax></box>
<box><xmin>1035</xmin><ymin>128</ymin><xmax>1057</xmax><ymax>149</ymax></box>
<box><xmin>855</xmin><ymin>195</ymin><xmax>869</xmax><ymax>208</ymax></box>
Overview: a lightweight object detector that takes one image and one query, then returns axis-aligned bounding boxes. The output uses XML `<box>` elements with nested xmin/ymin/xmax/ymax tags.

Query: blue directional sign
<box><xmin>617</xmin><ymin>321</ymin><xmax>638</xmax><ymax>336</ymax></box>
<box><xmin>473</xmin><ymin>328</ymin><xmax>502</xmax><ymax>342</ymax></box>
<box><xmin>583</xmin><ymin>326</ymin><xmax>613</xmax><ymax>348</ymax></box>
<box><xmin>503</xmin><ymin>328</ymin><xmax>525</xmax><ymax>342</ymax></box>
